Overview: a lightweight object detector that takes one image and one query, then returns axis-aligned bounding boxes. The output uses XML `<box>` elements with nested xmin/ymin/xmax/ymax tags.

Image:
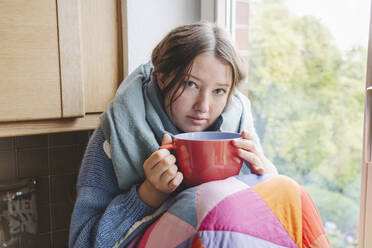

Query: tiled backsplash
<box><xmin>0</xmin><ymin>130</ymin><xmax>93</xmax><ymax>248</ymax></box>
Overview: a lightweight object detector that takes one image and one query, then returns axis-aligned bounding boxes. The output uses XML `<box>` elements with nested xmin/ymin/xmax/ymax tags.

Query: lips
<box><xmin>188</xmin><ymin>116</ymin><xmax>208</xmax><ymax>120</ymax></box>
<box><xmin>187</xmin><ymin>116</ymin><xmax>208</xmax><ymax>125</ymax></box>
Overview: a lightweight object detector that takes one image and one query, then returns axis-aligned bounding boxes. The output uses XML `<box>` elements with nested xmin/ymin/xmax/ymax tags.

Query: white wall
<box><xmin>125</xmin><ymin>0</ymin><xmax>201</xmax><ymax>74</ymax></box>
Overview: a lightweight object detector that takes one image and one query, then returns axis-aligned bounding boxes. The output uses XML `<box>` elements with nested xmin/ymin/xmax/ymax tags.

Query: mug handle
<box><xmin>159</xmin><ymin>144</ymin><xmax>176</xmax><ymax>150</ymax></box>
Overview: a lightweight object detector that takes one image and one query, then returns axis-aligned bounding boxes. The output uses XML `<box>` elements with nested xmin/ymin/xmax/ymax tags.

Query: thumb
<box><xmin>241</xmin><ymin>130</ymin><xmax>252</xmax><ymax>139</ymax></box>
<box><xmin>161</xmin><ymin>133</ymin><xmax>173</xmax><ymax>146</ymax></box>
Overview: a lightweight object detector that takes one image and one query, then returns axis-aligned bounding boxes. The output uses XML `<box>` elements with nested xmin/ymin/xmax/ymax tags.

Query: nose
<box><xmin>193</xmin><ymin>91</ymin><xmax>209</xmax><ymax>113</ymax></box>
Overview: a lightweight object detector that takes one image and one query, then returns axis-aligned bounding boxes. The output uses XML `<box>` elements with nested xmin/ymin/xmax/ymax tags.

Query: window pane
<box><xmin>234</xmin><ymin>0</ymin><xmax>370</xmax><ymax>246</ymax></box>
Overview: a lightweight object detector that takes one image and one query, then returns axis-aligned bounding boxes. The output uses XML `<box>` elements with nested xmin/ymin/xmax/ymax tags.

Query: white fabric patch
<box><xmin>103</xmin><ymin>140</ymin><xmax>112</xmax><ymax>159</ymax></box>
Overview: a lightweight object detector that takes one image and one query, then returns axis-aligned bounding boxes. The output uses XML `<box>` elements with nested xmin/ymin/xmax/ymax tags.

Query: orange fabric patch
<box><xmin>191</xmin><ymin>234</ymin><xmax>205</xmax><ymax>248</ymax></box>
<box><xmin>301</xmin><ymin>187</ymin><xmax>331</xmax><ymax>248</ymax></box>
<box><xmin>308</xmin><ymin>234</ymin><xmax>331</xmax><ymax>248</ymax></box>
<box><xmin>253</xmin><ymin>175</ymin><xmax>302</xmax><ymax>247</ymax></box>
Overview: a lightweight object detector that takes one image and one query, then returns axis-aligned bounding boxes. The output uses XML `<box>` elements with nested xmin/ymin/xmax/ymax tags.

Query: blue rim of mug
<box><xmin>172</xmin><ymin>131</ymin><xmax>242</xmax><ymax>141</ymax></box>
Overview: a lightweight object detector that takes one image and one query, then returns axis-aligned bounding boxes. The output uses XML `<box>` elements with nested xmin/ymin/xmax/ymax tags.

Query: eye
<box><xmin>214</xmin><ymin>89</ymin><xmax>227</xmax><ymax>95</ymax></box>
<box><xmin>186</xmin><ymin>81</ymin><xmax>197</xmax><ymax>88</ymax></box>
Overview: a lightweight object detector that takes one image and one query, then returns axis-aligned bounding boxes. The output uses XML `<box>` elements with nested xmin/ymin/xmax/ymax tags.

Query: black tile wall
<box><xmin>0</xmin><ymin>130</ymin><xmax>91</xmax><ymax>248</ymax></box>
<box><xmin>15</xmin><ymin>135</ymin><xmax>48</xmax><ymax>149</ymax></box>
<box><xmin>0</xmin><ymin>137</ymin><xmax>13</xmax><ymax>150</ymax></box>
<box><xmin>17</xmin><ymin>148</ymin><xmax>49</xmax><ymax>177</ymax></box>
<box><xmin>51</xmin><ymin>230</ymin><xmax>69</xmax><ymax>248</ymax></box>
<box><xmin>36</xmin><ymin>233</ymin><xmax>52</xmax><ymax>248</ymax></box>
<box><xmin>51</xmin><ymin>203</ymin><xmax>74</xmax><ymax>231</ymax></box>
<box><xmin>38</xmin><ymin>204</ymin><xmax>51</xmax><ymax>233</ymax></box>
<box><xmin>49</xmin><ymin>147</ymin><xmax>80</xmax><ymax>175</ymax></box>
<box><xmin>49</xmin><ymin>132</ymin><xmax>79</xmax><ymax>147</ymax></box>
<box><xmin>0</xmin><ymin>151</ymin><xmax>15</xmax><ymax>181</ymax></box>
<box><xmin>50</xmin><ymin>174</ymin><xmax>77</xmax><ymax>204</ymax></box>
<box><xmin>36</xmin><ymin>176</ymin><xmax>50</xmax><ymax>205</ymax></box>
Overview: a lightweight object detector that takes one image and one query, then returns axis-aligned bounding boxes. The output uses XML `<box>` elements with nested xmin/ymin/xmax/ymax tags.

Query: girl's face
<box><xmin>163</xmin><ymin>53</ymin><xmax>233</xmax><ymax>132</ymax></box>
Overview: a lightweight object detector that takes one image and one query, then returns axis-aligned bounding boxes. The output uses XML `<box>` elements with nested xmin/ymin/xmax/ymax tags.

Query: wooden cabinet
<box><xmin>0</xmin><ymin>0</ymin><xmax>63</xmax><ymax>121</ymax></box>
<box><xmin>0</xmin><ymin>0</ymin><xmax>124</xmax><ymax>136</ymax></box>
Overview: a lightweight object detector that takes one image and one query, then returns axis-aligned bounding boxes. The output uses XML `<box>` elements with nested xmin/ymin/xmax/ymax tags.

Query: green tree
<box><xmin>247</xmin><ymin>0</ymin><xmax>365</xmax><ymax>246</ymax></box>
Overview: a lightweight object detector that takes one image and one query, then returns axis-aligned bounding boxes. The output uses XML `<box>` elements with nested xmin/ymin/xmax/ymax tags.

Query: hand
<box><xmin>138</xmin><ymin>134</ymin><xmax>183</xmax><ymax>207</ymax></box>
<box><xmin>232</xmin><ymin>130</ymin><xmax>278</xmax><ymax>175</ymax></box>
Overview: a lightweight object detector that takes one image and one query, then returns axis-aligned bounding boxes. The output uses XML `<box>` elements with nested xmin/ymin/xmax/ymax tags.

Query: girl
<box><xmin>69</xmin><ymin>22</ymin><xmax>284</xmax><ymax>247</ymax></box>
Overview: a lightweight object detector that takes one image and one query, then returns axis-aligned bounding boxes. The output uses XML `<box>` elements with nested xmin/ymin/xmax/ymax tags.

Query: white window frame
<box><xmin>360</xmin><ymin>2</ymin><xmax>372</xmax><ymax>247</ymax></box>
<box><xmin>213</xmin><ymin>0</ymin><xmax>372</xmax><ymax>247</ymax></box>
<box><xmin>361</xmin><ymin>86</ymin><xmax>372</xmax><ymax>247</ymax></box>
<box><xmin>201</xmin><ymin>0</ymin><xmax>234</xmax><ymax>37</ymax></box>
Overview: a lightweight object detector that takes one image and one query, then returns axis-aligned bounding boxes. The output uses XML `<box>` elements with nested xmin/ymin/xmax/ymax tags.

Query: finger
<box><xmin>252</xmin><ymin>165</ymin><xmax>264</xmax><ymax>175</ymax></box>
<box><xmin>241</xmin><ymin>130</ymin><xmax>254</xmax><ymax>140</ymax></box>
<box><xmin>237</xmin><ymin>149</ymin><xmax>264</xmax><ymax>175</ymax></box>
<box><xmin>160</xmin><ymin>164</ymin><xmax>178</xmax><ymax>184</ymax></box>
<box><xmin>150</xmin><ymin>154</ymin><xmax>176</xmax><ymax>178</ymax></box>
<box><xmin>233</xmin><ymin>156</ymin><xmax>242</xmax><ymax>164</ymax></box>
<box><xmin>143</xmin><ymin>149</ymin><xmax>171</xmax><ymax>171</ymax></box>
<box><xmin>161</xmin><ymin>133</ymin><xmax>173</xmax><ymax>146</ymax></box>
<box><xmin>168</xmin><ymin>172</ymin><xmax>183</xmax><ymax>190</ymax></box>
<box><xmin>232</xmin><ymin>138</ymin><xmax>257</xmax><ymax>153</ymax></box>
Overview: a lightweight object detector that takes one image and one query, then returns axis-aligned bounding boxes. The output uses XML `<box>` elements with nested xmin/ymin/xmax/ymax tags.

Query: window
<box><xmin>219</xmin><ymin>0</ymin><xmax>371</xmax><ymax>247</ymax></box>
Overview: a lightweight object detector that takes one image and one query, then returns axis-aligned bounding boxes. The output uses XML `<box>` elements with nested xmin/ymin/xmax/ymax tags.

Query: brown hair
<box><xmin>151</xmin><ymin>21</ymin><xmax>246</xmax><ymax>113</ymax></box>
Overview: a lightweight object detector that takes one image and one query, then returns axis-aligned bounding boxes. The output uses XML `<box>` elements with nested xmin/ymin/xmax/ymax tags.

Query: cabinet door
<box><xmin>0</xmin><ymin>0</ymin><xmax>62</xmax><ymax>122</ymax></box>
<box><xmin>81</xmin><ymin>0</ymin><xmax>123</xmax><ymax>113</ymax></box>
<box><xmin>0</xmin><ymin>0</ymin><xmax>121</xmax><ymax>123</ymax></box>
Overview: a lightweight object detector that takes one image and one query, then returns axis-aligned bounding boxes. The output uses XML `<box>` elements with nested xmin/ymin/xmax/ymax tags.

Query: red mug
<box><xmin>159</xmin><ymin>131</ymin><xmax>243</xmax><ymax>187</ymax></box>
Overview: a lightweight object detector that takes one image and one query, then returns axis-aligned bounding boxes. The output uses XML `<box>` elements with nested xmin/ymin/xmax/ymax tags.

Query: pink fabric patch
<box><xmin>137</xmin><ymin>218</ymin><xmax>159</xmax><ymax>248</ymax></box>
<box><xmin>196</xmin><ymin>177</ymin><xmax>249</xmax><ymax>228</ymax></box>
<box><xmin>142</xmin><ymin>212</ymin><xmax>196</xmax><ymax>248</ymax></box>
<box><xmin>199</xmin><ymin>188</ymin><xmax>298</xmax><ymax>248</ymax></box>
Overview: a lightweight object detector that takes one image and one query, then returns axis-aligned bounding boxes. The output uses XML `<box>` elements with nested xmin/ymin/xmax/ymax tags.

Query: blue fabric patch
<box><xmin>168</xmin><ymin>186</ymin><xmax>198</xmax><ymax>229</ymax></box>
<box><xmin>236</xmin><ymin>173</ymin><xmax>275</xmax><ymax>187</ymax></box>
<box><xmin>175</xmin><ymin>235</ymin><xmax>196</xmax><ymax>248</ymax></box>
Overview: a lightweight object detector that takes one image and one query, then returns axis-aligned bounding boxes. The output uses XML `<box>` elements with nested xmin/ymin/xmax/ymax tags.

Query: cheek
<box><xmin>212</xmin><ymin>97</ymin><xmax>228</xmax><ymax>114</ymax></box>
<box><xmin>171</xmin><ymin>95</ymin><xmax>190</xmax><ymax>113</ymax></box>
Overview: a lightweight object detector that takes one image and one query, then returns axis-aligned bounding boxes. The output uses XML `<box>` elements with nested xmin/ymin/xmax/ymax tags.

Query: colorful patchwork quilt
<box><xmin>118</xmin><ymin>174</ymin><xmax>331</xmax><ymax>248</ymax></box>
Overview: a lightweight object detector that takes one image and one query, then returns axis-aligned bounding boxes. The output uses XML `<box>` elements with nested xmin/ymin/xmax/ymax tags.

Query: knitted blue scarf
<box><xmin>100</xmin><ymin>62</ymin><xmax>260</xmax><ymax>190</ymax></box>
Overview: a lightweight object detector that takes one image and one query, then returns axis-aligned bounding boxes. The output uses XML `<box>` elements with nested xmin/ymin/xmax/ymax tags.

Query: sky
<box><xmin>283</xmin><ymin>0</ymin><xmax>371</xmax><ymax>51</ymax></box>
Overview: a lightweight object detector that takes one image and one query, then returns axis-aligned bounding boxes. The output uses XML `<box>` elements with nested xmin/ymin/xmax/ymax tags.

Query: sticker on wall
<box><xmin>0</xmin><ymin>178</ymin><xmax>38</xmax><ymax>247</ymax></box>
